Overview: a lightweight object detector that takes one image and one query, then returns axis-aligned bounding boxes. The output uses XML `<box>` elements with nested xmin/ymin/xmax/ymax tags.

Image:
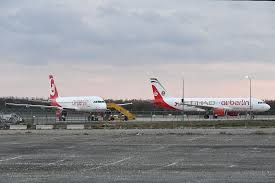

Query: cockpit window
<box><xmin>258</xmin><ymin>101</ymin><xmax>266</xmax><ymax>104</ymax></box>
<box><xmin>94</xmin><ymin>101</ymin><xmax>105</xmax><ymax>103</ymax></box>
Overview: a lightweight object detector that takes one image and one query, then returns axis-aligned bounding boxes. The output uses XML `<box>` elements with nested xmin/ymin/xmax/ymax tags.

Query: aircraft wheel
<box><xmin>204</xmin><ymin>115</ymin><xmax>209</xmax><ymax>119</ymax></box>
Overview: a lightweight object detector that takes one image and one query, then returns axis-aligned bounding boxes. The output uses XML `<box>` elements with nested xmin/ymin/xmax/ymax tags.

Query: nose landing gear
<box><xmin>57</xmin><ymin>110</ymin><xmax>67</xmax><ymax>121</ymax></box>
<box><xmin>87</xmin><ymin>113</ymin><xmax>100</xmax><ymax>121</ymax></box>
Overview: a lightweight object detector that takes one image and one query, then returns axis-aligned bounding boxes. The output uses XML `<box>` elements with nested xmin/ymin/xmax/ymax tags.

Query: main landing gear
<box><xmin>58</xmin><ymin>110</ymin><xmax>67</xmax><ymax>121</ymax></box>
<box><xmin>203</xmin><ymin>114</ymin><xmax>219</xmax><ymax>119</ymax></box>
<box><xmin>247</xmin><ymin>113</ymin><xmax>255</xmax><ymax>119</ymax></box>
<box><xmin>204</xmin><ymin>114</ymin><xmax>210</xmax><ymax>119</ymax></box>
<box><xmin>87</xmin><ymin>114</ymin><xmax>99</xmax><ymax>121</ymax></box>
<box><xmin>204</xmin><ymin>111</ymin><xmax>211</xmax><ymax>119</ymax></box>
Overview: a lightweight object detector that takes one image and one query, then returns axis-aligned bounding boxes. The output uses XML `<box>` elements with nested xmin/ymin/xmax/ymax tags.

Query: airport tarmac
<box><xmin>26</xmin><ymin>115</ymin><xmax>275</xmax><ymax>125</ymax></box>
<box><xmin>0</xmin><ymin>129</ymin><xmax>274</xmax><ymax>183</ymax></box>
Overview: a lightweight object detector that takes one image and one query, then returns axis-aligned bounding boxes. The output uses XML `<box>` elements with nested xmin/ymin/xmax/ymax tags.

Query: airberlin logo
<box><xmin>154</xmin><ymin>91</ymin><xmax>165</xmax><ymax>97</ymax></box>
<box><xmin>221</xmin><ymin>100</ymin><xmax>249</xmax><ymax>106</ymax></box>
<box><xmin>49</xmin><ymin>79</ymin><xmax>56</xmax><ymax>96</ymax></box>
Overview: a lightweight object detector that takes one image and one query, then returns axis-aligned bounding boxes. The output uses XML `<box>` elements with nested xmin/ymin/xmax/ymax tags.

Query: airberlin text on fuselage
<box><xmin>72</xmin><ymin>100</ymin><xmax>88</xmax><ymax>107</ymax></box>
<box><xmin>221</xmin><ymin>100</ymin><xmax>249</xmax><ymax>106</ymax></box>
<box><xmin>175</xmin><ymin>100</ymin><xmax>250</xmax><ymax>106</ymax></box>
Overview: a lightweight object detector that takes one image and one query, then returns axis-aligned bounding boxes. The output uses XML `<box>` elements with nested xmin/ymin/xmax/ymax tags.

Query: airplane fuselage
<box><xmin>150</xmin><ymin>77</ymin><xmax>270</xmax><ymax>116</ymax></box>
<box><xmin>53</xmin><ymin>96</ymin><xmax>107</xmax><ymax>112</ymax></box>
<box><xmin>160</xmin><ymin>97</ymin><xmax>270</xmax><ymax>112</ymax></box>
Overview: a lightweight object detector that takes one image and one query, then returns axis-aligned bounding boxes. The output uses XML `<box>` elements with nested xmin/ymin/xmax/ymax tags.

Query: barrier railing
<box><xmin>1</xmin><ymin>106</ymin><xmax>275</xmax><ymax>125</ymax></box>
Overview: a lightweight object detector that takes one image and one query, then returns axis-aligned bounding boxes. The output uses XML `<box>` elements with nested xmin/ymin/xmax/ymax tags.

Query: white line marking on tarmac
<box><xmin>0</xmin><ymin>156</ymin><xmax>22</xmax><ymax>162</ymax></box>
<box><xmin>164</xmin><ymin>162</ymin><xmax>178</xmax><ymax>167</ymax></box>
<box><xmin>48</xmin><ymin>159</ymin><xmax>65</xmax><ymax>166</ymax></box>
<box><xmin>154</xmin><ymin>146</ymin><xmax>165</xmax><ymax>151</ymax></box>
<box><xmin>189</xmin><ymin>137</ymin><xmax>204</xmax><ymax>141</ymax></box>
<box><xmin>150</xmin><ymin>159</ymin><xmax>183</xmax><ymax>171</ymax></box>
<box><xmin>91</xmin><ymin>157</ymin><xmax>131</xmax><ymax>170</ymax></box>
<box><xmin>225</xmin><ymin>138</ymin><xmax>232</xmax><ymax>142</ymax></box>
<box><xmin>103</xmin><ymin>157</ymin><xmax>132</xmax><ymax>166</ymax></box>
<box><xmin>199</xmin><ymin>148</ymin><xmax>210</xmax><ymax>152</ymax></box>
<box><xmin>65</xmin><ymin>146</ymin><xmax>75</xmax><ymax>149</ymax></box>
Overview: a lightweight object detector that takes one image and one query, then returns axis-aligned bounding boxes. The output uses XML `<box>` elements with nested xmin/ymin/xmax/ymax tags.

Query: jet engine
<box><xmin>213</xmin><ymin>108</ymin><xmax>226</xmax><ymax>117</ymax></box>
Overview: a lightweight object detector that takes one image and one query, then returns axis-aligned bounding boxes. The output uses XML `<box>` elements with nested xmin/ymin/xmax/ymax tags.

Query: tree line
<box><xmin>1</xmin><ymin>98</ymin><xmax>275</xmax><ymax>114</ymax></box>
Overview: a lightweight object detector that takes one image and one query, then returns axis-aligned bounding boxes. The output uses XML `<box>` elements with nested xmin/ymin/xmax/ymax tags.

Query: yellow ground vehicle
<box><xmin>106</xmin><ymin>103</ymin><xmax>135</xmax><ymax>121</ymax></box>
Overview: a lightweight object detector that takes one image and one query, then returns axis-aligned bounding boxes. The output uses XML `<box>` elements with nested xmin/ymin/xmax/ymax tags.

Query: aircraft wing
<box><xmin>116</xmin><ymin>102</ymin><xmax>133</xmax><ymax>106</ymax></box>
<box><xmin>5</xmin><ymin>103</ymin><xmax>60</xmax><ymax>109</ymax></box>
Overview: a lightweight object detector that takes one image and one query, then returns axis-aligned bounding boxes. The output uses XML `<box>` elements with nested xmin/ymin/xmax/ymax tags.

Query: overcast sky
<box><xmin>0</xmin><ymin>0</ymin><xmax>275</xmax><ymax>99</ymax></box>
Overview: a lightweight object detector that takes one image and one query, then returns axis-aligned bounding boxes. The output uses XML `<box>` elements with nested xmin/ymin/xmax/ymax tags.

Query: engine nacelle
<box><xmin>213</xmin><ymin>108</ymin><xmax>225</xmax><ymax>116</ymax></box>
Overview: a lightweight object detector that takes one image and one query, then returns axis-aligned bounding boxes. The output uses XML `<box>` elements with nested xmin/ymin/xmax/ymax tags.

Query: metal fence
<box><xmin>1</xmin><ymin>106</ymin><xmax>275</xmax><ymax>125</ymax></box>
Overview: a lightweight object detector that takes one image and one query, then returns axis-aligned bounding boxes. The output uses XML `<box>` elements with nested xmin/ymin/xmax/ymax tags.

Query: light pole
<box><xmin>245</xmin><ymin>75</ymin><xmax>252</xmax><ymax>119</ymax></box>
<box><xmin>182</xmin><ymin>77</ymin><xmax>185</xmax><ymax>123</ymax></box>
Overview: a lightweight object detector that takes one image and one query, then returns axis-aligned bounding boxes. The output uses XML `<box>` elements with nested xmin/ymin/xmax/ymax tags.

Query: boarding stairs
<box><xmin>107</xmin><ymin>103</ymin><xmax>135</xmax><ymax>120</ymax></box>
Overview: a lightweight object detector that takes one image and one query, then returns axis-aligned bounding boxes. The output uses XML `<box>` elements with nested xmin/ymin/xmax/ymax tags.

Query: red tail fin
<box><xmin>150</xmin><ymin>78</ymin><xmax>168</xmax><ymax>101</ymax></box>
<box><xmin>49</xmin><ymin>75</ymin><xmax>59</xmax><ymax>100</ymax></box>
<box><xmin>150</xmin><ymin>78</ymin><xmax>176</xmax><ymax>110</ymax></box>
<box><xmin>152</xmin><ymin>85</ymin><xmax>164</xmax><ymax>102</ymax></box>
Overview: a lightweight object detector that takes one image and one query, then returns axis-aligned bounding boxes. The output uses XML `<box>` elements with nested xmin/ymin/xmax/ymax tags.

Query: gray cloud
<box><xmin>0</xmin><ymin>0</ymin><xmax>275</xmax><ymax>65</ymax></box>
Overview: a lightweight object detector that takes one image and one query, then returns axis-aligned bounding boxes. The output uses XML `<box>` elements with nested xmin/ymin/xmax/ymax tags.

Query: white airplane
<box><xmin>6</xmin><ymin>75</ymin><xmax>107</xmax><ymax>121</ymax></box>
<box><xmin>150</xmin><ymin>78</ymin><xmax>270</xmax><ymax>118</ymax></box>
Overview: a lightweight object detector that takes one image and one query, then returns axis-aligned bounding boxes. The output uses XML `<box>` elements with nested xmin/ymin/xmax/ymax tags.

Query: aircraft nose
<box><xmin>266</xmin><ymin>104</ymin><xmax>271</xmax><ymax>111</ymax></box>
<box><xmin>102</xmin><ymin>102</ymin><xmax>107</xmax><ymax>110</ymax></box>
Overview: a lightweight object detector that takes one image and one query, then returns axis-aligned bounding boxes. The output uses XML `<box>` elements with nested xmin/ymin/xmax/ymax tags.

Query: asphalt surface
<box><xmin>0</xmin><ymin>129</ymin><xmax>274</xmax><ymax>183</ymax></box>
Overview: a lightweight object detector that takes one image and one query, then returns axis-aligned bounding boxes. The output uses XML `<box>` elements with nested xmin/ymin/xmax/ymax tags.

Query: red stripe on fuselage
<box><xmin>151</xmin><ymin>85</ymin><xmax>177</xmax><ymax>110</ymax></box>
